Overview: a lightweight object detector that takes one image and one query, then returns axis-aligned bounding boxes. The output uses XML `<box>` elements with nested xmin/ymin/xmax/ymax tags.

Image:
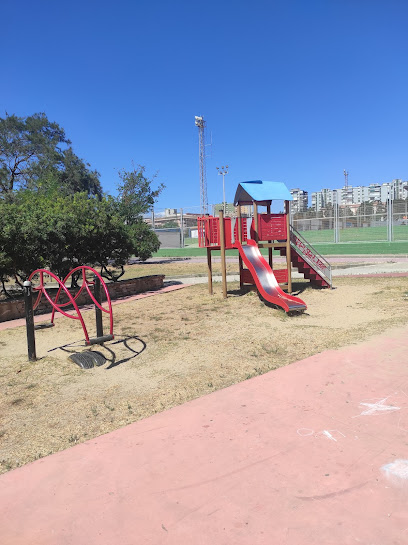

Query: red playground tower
<box><xmin>197</xmin><ymin>180</ymin><xmax>332</xmax><ymax>314</ymax></box>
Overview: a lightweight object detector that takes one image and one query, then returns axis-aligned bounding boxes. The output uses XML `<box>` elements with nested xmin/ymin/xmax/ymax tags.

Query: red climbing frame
<box><xmin>28</xmin><ymin>266</ymin><xmax>114</xmax><ymax>345</ymax></box>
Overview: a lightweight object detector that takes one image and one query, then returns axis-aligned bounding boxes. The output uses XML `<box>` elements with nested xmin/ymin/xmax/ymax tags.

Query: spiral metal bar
<box><xmin>28</xmin><ymin>266</ymin><xmax>114</xmax><ymax>344</ymax></box>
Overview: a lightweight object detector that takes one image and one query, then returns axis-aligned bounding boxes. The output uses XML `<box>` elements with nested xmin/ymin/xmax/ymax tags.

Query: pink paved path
<box><xmin>1</xmin><ymin>327</ymin><xmax>408</xmax><ymax>544</ymax></box>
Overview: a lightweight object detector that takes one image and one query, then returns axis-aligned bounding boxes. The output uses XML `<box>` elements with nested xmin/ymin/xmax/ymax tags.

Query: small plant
<box><xmin>103</xmin><ymin>401</ymin><xmax>115</xmax><ymax>412</ymax></box>
<box><xmin>1</xmin><ymin>459</ymin><xmax>13</xmax><ymax>471</ymax></box>
<box><xmin>91</xmin><ymin>406</ymin><xmax>98</xmax><ymax>417</ymax></box>
<box><xmin>261</xmin><ymin>344</ymin><xmax>284</xmax><ymax>356</ymax></box>
<box><xmin>246</xmin><ymin>367</ymin><xmax>265</xmax><ymax>380</ymax></box>
<box><xmin>68</xmin><ymin>434</ymin><xmax>79</xmax><ymax>444</ymax></box>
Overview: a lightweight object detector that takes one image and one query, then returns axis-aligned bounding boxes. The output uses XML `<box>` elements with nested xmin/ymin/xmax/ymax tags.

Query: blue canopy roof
<box><xmin>234</xmin><ymin>181</ymin><xmax>292</xmax><ymax>205</ymax></box>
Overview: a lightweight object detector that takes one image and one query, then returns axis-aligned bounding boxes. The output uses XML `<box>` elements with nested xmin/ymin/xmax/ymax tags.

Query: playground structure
<box><xmin>198</xmin><ymin>180</ymin><xmax>332</xmax><ymax>313</ymax></box>
<box><xmin>24</xmin><ymin>266</ymin><xmax>114</xmax><ymax>360</ymax></box>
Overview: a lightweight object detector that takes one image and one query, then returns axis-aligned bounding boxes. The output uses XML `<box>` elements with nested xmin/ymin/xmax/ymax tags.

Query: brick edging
<box><xmin>0</xmin><ymin>275</ymin><xmax>165</xmax><ymax>323</ymax></box>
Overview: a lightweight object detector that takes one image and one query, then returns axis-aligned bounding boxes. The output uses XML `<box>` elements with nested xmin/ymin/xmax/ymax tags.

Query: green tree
<box><xmin>115</xmin><ymin>166</ymin><xmax>164</xmax><ymax>225</ymax></box>
<box><xmin>356</xmin><ymin>201</ymin><xmax>374</xmax><ymax>217</ymax></box>
<box><xmin>101</xmin><ymin>165</ymin><xmax>164</xmax><ymax>279</ymax></box>
<box><xmin>0</xmin><ymin>190</ymin><xmax>137</xmax><ymax>289</ymax></box>
<box><xmin>50</xmin><ymin>148</ymin><xmax>102</xmax><ymax>198</ymax></box>
<box><xmin>162</xmin><ymin>220</ymin><xmax>179</xmax><ymax>228</ymax></box>
<box><xmin>0</xmin><ymin>116</ymin><xmax>164</xmax><ymax>291</ymax></box>
<box><xmin>322</xmin><ymin>202</ymin><xmax>334</xmax><ymax>218</ymax></box>
<box><xmin>375</xmin><ymin>202</ymin><xmax>387</xmax><ymax>220</ymax></box>
<box><xmin>0</xmin><ymin>112</ymin><xmax>102</xmax><ymax>198</ymax></box>
<box><xmin>355</xmin><ymin>201</ymin><xmax>372</xmax><ymax>227</ymax></box>
<box><xmin>0</xmin><ymin>113</ymin><xmax>68</xmax><ymax>195</ymax></box>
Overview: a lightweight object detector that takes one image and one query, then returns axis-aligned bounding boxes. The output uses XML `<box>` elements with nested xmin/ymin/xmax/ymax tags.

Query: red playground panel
<box><xmin>251</xmin><ymin>213</ymin><xmax>287</xmax><ymax>241</ymax></box>
<box><xmin>198</xmin><ymin>216</ymin><xmax>233</xmax><ymax>249</ymax></box>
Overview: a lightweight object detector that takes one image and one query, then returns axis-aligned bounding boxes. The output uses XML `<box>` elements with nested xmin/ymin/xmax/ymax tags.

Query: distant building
<box><xmin>341</xmin><ymin>185</ymin><xmax>354</xmax><ymax>206</ymax></box>
<box><xmin>390</xmin><ymin>179</ymin><xmax>408</xmax><ymax>200</ymax></box>
<box><xmin>352</xmin><ymin>186</ymin><xmax>369</xmax><ymax>204</ymax></box>
<box><xmin>145</xmin><ymin>209</ymin><xmax>200</xmax><ymax>228</ymax></box>
<box><xmin>164</xmin><ymin>208</ymin><xmax>177</xmax><ymax>216</ymax></box>
<box><xmin>212</xmin><ymin>202</ymin><xmax>236</xmax><ymax>216</ymax></box>
<box><xmin>312</xmin><ymin>179</ymin><xmax>407</xmax><ymax>211</ymax></box>
<box><xmin>290</xmin><ymin>188</ymin><xmax>308</xmax><ymax>213</ymax></box>
<box><xmin>311</xmin><ymin>188</ymin><xmax>336</xmax><ymax>211</ymax></box>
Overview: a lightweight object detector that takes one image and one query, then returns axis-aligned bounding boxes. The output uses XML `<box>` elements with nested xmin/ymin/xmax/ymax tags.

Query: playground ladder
<box><xmin>281</xmin><ymin>226</ymin><xmax>333</xmax><ymax>288</ymax></box>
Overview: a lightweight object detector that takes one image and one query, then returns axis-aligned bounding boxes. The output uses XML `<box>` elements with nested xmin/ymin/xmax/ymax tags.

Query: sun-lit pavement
<box><xmin>1</xmin><ymin>326</ymin><xmax>408</xmax><ymax>544</ymax></box>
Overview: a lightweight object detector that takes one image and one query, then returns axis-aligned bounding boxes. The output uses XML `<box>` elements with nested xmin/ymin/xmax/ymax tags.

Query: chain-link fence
<box><xmin>145</xmin><ymin>206</ymin><xmax>203</xmax><ymax>249</ymax></box>
<box><xmin>147</xmin><ymin>200</ymin><xmax>408</xmax><ymax>248</ymax></box>
<box><xmin>291</xmin><ymin>199</ymin><xmax>408</xmax><ymax>244</ymax></box>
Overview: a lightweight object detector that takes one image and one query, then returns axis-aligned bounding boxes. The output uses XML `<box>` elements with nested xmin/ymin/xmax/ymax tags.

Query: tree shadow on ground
<box><xmin>227</xmin><ymin>281</ymin><xmax>310</xmax><ymax>297</ymax></box>
<box><xmin>226</xmin><ymin>283</ymin><xmax>310</xmax><ymax>316</ymax></box>
<box><xmin>48</xmin><ymin>335</ymin><xmax>146</xmax><ymax>370</ymax></box>
<box><xmin>291</xmin><ymin>281</ymin><xmax>311</xmax><ymax>296</ymax></box>
<box><xmin>128</xmin><ymin>257</ymin><xmax>190</xmax><ymax>265</ymax></box>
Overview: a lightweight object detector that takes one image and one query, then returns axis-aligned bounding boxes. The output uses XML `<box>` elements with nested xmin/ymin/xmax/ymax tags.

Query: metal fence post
<box><xmin>94</xmin><ymin>275</ymin><xmax>103</xmax><ymax>338</ymax></box>
<box><xmin>390</xmin><ymin>190</ymin><xmax>394</xmax><ymax>242</ymax></box>
<box><xmin>387</xmin><ymin>189</ymin><xmax>394</xmax><ymax>242</ymax></box>
<box><xmin>334</xmin><ymin>190</ymin><xmax>339</xmax><ymax>243</ymax></box>
<box><xmin>23</xmin><ymin>280</ymin><xmax>37</xmax><ymax>361</ymax></box>
<box><xmin>180</xmin><ymin>207</ymin><xmax>185</xmax><ymax>248</ymax></box>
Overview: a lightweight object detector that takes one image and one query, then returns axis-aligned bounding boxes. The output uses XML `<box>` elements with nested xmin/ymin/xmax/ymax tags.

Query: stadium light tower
<box><xmin>195</xmin><ymin>116</ymin><xmax>208</xmax><ymax>215</ymax></box>
<box><xmin>216</xmin><ymin>165</ymin><xmax>229</xmax><ymax>215</ymax></box>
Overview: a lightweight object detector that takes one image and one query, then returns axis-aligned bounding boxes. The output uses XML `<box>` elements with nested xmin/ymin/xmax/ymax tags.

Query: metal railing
<box><xmin>290</xmin><ymin>226</ymin><xmax>332</xmax><ymax>287</ymax></box>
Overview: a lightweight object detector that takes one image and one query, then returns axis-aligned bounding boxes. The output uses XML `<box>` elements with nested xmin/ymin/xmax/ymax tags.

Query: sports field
<box><xmin>294</xmin><ymin>224</ymin><xmax>408</xmax><ymax>244</ymax></box>
<box><xmin>158</xmin><ymin>224</ymin><xmax>408</xmax><ymax>257</ymax></box>
<box><xmin>155</xmin><ymin>240</ymin><xmax>408</xmax><ymax>258</ymax></box>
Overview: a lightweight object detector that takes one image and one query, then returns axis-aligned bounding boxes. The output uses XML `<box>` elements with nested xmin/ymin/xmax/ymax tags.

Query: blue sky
<box><xmin>2</xmin><ymin>0</ymin><xmax>407</xmax><ymax>209</ymax></box>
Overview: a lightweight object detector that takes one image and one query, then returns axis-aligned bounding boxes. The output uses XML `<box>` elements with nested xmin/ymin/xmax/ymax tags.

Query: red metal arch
<box><xmin>28</xmin><ymin>266</ymin><xmax>114</xmax><ymax>345</ymax></box>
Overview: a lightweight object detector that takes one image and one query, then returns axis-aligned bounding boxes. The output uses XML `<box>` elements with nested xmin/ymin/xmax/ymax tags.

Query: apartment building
<box><xmin>352</xmin><ymin>186</ymin><xmax>369</xmax><ymax>203</ymax></box>
<box><xmin>290</xmin><ymin>188</ymin><xmax>309</xmax><ymax>212</ymax></box>
<box><xmin>311</xmin><ymin>188</ymin><xmax>337</xmax><ymax>211</ymax></box>
<box><xmin>312</xmin><ymin>179</ymin><xmax>407</xmax><ymax>211</ymax></box>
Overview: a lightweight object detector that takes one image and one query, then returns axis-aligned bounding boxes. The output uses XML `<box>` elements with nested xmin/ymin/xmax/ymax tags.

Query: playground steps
<box><xmin>279</xmin><ymin>247</ymin><xmax>330</xmax><ymax>288</ymax></box>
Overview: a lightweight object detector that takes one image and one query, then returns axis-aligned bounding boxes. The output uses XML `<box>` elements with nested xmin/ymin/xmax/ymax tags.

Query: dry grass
<box><xmin>1</xmin><ymin>274</ymin><xmax>408</xmax><ymax>474</ymax></box>
<box><xmin>118</xmin><ymin>259</ymin><xmax>285</xmax><ymax>280</ymax></box>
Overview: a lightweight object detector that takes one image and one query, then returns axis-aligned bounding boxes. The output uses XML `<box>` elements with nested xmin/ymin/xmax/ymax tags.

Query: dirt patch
<box><xmin>117</xmin><ymin>260</ymin><xmax>285</xmax><ymax>280</ymax></box>
<box><xmin>1</xmin><ymin>275</ymin><xmax>408</xmax><ymax>473</ymax></box>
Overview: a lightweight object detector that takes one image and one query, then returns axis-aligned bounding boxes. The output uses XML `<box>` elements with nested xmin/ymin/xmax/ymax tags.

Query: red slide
<box><xmin>235</xmin><ymin>240</ymin><xmax>307</xmax><ymax>313</ymax></box>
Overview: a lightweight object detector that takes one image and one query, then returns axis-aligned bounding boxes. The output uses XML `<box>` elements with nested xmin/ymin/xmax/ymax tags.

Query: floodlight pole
<box><xmin>216</xmin><ymin>166</ymin><xmax>229</xmax><ymax>215</ymax></box>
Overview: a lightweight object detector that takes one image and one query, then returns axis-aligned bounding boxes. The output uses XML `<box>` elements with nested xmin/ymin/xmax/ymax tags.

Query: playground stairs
<box><xmin>279</xmin><ymin>227</ymin><xmax>332</xmax><ymax>288</ymax></box>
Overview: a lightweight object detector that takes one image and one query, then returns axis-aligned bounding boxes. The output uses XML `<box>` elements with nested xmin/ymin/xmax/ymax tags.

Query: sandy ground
<box><xmin>1</xmin><ymin>275</ymin><xmax>408</xmax><ymax>474</ymax></box>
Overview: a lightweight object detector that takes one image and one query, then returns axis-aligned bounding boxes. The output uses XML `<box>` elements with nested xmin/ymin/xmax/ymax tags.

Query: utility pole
<box><xmin>195</xmin><ymin>116</ymin><xmax>208</xmax><ymax>215</ymax></box>
<box><xmin>216</xmin><ymin>165</ymin><xmax>229</xmax><ymax>215</ymax></box>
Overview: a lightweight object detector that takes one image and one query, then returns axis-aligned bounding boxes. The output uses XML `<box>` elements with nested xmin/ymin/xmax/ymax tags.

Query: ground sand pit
<box><xmin>1</xmin><ymin>275</ymin><xmax>408</xmax><ymax>473</ymax></box>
